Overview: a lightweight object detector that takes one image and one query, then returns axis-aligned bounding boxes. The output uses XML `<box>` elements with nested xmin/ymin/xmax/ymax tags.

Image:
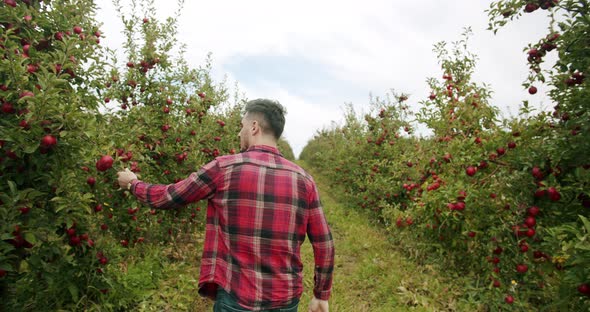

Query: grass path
<box><xmin>297</xmin><ymin>161</ymin><xmax>468</xmax><ymax>312</ymax></box>
<box><xmin>135</xmin><ymin>161</ymin><xmax>471</xmax><ymax>311</ymax></box>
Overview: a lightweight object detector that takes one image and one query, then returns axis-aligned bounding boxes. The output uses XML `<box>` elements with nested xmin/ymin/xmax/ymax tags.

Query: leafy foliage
<box><xmin>302</xmin><ymin>1</ymin><xmax>590</xmax><ymax>310</ymax></box>
<box><xmin>0</xmin><ymin>0</ymin><xmax>242</xmax><ymax>310</ymax></box>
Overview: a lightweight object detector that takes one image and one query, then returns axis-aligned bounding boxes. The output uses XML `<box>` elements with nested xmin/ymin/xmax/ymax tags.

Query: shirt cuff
<box><xmin>129</xmin><ymin>179</ymin><xmax>139</xmax><ymax>192</ymax></box>
<box><xmin>313</xmin><ymin>289</ymin><xmax>331</xmax><ymax>300</ymax></box>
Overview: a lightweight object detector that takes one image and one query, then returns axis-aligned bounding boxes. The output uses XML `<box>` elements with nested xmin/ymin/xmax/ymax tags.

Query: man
<box><xmin>117</xmin><ymin>99</ymin><xmax>334</xmax><ymax>312</ymax></box>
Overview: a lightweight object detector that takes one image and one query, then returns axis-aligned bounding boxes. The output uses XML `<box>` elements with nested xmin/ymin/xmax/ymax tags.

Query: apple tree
<box><xmin>0</xmin><ymin>0</ymin><xmax>110</xmax><ymax>309</ymax></box>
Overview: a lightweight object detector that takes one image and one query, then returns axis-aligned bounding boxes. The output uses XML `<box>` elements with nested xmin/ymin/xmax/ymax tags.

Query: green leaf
<box><xmin>24</xmin><ymin>143</ymin><xmax>40</xmax><ymax>154</ymax></box>
<box><xmin>21</xmin><ymin>188</ymin><xmax>46</xmax><ymax>200</ymax></box>
<box><xmin>7</xmin><ymin>181</ymin><xmax>17</xmax><ymax>196</ymax></box>
<box><xmin>574</xmin><ymin>244</ymin><xmax>590</xmax><ymax>251</ymax></box>
<box><xmin>580</xmin><ymin>215</ymin><xmax>590</xmax><ymax>234</ymax></box>
<box><xmin>19</xmin><ymin>260</ymin><xmax>30</xmax><ymax>273</ymax></box>
<box><xmin>55</xmin><ymin>204</ymin><xmax>68</xmax><ymax>213</ymax></box>
<box><xmin>68</xmin><ymin>284</ymin><xmax>79</xmax><ymax>302</ymax></box>
<box><xmin>50</xmin><ymin>196</ymin><xmax>63</xmax><ymax>202</ymax></box>
<box><xmin>23</xmin><ymin>232</ymin><xmax>37</xmax><ymax>245</ymax></box>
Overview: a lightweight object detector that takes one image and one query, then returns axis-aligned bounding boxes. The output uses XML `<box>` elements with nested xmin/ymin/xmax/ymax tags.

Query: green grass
<box><xmin>297</xmin><ymin>161</ymin><xmax>473</xmax><ymax>312</ymax></box>
<box><xmin>132</xmin><ymin>161</ymin><xmax>476</xmax><ymax>311</ymax></box>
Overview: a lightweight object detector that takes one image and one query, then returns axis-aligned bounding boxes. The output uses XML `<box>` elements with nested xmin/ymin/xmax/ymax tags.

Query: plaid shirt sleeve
<box><xmin>130</xmin><ymin>160</ymin><xmax>220</xmax><ymax>210</ymax></box>
<box><xmin>306</xmin><ymin>179</ymin><xmax>335</xmax><ymax>300</ymax></box>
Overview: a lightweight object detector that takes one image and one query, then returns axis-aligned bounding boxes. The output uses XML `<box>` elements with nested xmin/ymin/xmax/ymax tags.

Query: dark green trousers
<box><xmin>213</xmin><ymin>289</ymin><xmax>299</xmax><ymax>312</ymax></box>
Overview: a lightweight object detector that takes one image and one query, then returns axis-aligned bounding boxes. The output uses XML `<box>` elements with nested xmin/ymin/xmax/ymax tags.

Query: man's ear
<box><xmin>251</xmin><ymin>120</ymin><xmax>260</xmax><ymax>135</ymax></box>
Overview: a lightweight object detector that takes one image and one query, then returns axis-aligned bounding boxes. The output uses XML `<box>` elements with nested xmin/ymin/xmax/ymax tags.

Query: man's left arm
<box><xmin>117</xmin><ymin>160</ymin><xmax>220</xmax><ymax>210</ymax></box>
<box><xmin>306</xmin><ymin>180</ymin><xmax>335</xmax><ymax>301</ymax></box>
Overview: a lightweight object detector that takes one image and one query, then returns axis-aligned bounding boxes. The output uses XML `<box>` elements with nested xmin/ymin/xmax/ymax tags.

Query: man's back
<box><xmin>120</xmin><ymin>98</ymin><xmax>334</xmax><ymax>311</ymax></box>
<box><xmin>198</xmin><ymin>145</ymin><xmax>333</xmax><ymax>310</ymax></box>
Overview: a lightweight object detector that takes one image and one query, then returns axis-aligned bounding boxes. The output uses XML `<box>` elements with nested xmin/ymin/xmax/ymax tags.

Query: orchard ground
<box><xmin>134</xmin><ymin>161</ymin><xmax>476</xmax><ymax>312</ymax></box>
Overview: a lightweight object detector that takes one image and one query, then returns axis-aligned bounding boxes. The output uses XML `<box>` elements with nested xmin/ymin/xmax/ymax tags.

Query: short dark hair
<box><xmin>244</xmin><ymin>99</ymin><xmax>286</xmax><ymax>139</ymax></box>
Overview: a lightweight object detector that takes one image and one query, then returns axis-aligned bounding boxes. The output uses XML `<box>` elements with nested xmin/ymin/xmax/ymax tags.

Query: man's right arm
<box><xmin>130</xmin><ymin>160</ymin><xmax>219</xmax><ymax>209</ymax></box>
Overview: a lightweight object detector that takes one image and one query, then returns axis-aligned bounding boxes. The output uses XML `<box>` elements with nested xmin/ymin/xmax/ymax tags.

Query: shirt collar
<box><xmin>246</xmin><ymin>145</ymin><xmax>283</xmax><ymax>156</ymax></box>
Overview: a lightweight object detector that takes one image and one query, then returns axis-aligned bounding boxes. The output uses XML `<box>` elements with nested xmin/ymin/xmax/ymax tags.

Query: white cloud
<box><xmin>94</xmin><ymin>0</ymin><xmax>557</xmax><ymax>157</ymax></box>
<box><xmin>235</xmin><ymin>80</ymin><xmax>343</xmax><ymax>157</ymax></box>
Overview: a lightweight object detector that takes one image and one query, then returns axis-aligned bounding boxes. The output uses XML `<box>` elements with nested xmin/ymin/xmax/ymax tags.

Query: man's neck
<box><xmin>251</xmin><ymin>136</ymin><xmax>277</xmax><ymax>149</ymax></box>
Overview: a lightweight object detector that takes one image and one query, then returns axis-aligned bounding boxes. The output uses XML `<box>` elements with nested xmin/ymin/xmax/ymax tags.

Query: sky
<box><xmin>93</xmin><ymin>0</ymin><xmax>557</xmax><ymax>158</ymax></box>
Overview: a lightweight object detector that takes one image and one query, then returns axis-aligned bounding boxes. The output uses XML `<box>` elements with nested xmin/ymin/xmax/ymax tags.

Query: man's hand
<box><xmin>117</xmin><ymin>168</ymin><xmax>138</xmax><ymax>189</ymax></box>
<box><xmin>308</xmin><ymin>298</ymin><xmax>329</xmax><ymax>312</ymax></box>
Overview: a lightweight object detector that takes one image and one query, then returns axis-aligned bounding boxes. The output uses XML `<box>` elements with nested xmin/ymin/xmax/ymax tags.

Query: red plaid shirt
<box><xmin>130</xmin><ymin>145</ymin><xmax>334</xmax><ymax>310</ymax></box>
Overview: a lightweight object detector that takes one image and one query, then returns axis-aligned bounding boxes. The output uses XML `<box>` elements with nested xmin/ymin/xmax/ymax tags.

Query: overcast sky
<box><xmin>93</xmin><ymin>0</ymin><xmax>556</xmax><ymax>158</ymax></box>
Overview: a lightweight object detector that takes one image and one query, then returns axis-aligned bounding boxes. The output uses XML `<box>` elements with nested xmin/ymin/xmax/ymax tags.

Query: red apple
<box><xmin>505</xmin><ymin>295</ymin><xmax>514</xmax><ymax>304</ymax></box>
<box><xmin>454</xmin><ymin>202</ymin><xmax>466</xmax><ymax>211</ymax></box>
<box><xmin>442</xmin><ymin>153</ymin><xmax>452</xmax><ymax>162</ymax></box>
<box><xmin>528</xmin><ymin>206</ymin><xmax>540</xmax><ymax>216</ymax></box>
<box><xmin>96</xmin><ymin>155</ymin><xmax>114</xmax><ymax>171</ymax></box>
<box><xmin>532</xmin><ymin>167</ymin><xmax>543</xmax><ymax>180</ymax></box>
<box><xmin>516</xmin><ymin>264</ymin><xmax>528</xmax><ymax>273</ymax></box>
<box><xmin>40</xmin><ymin>135</ymin><xmax>57</xmax><ymax>148</ymax></box>
<box><xmin>4</xmin><ymin>0</ymin><xmax>16</xmax><ymax>7</ymax></box>
<box><xmin>528</xmin><ymin>48</ymin><xmax>539</xmax><ymax>58</ymax></box>
<box><xmin>524</xmin><ymin>216</ymin><xmax>536</xmax><ymax>227</ymax></box>
<box><xmin>69</xmin><ymin>236</ymin><xmax>81</xmax><ymax>246</ymax></box>
<box><xmin>528</xmin><ymin>86</ymin><xmax>538</xmax><ymax>94</ymax></box>
<box><xmin>2</xmin><ymin>102</ymin><xmax>15</xmax><ymax>114</ymax></box>
<box><xmin>535</xmin><ymin>189</ymin><xmax>546</xmax><ymax>198</ymax></box>
<box><xmin>27</xmin><ymin>64</ymin><xmax>37</xmax><ymax>73</ymax></box>
<box><xmin>547</xmin><ymin>187</ymin><xmax>561</xmax><ymax>201</ymax></box>
<box><xmin>466</xmin><ymin>166</ymin><xmax>477</xmax><ymax>176</ymax></box>
<box><xmin>19</xmin><ymin>91</ymin><xmax>34</xmax><ymax>98</ymax></box>
<box><xmin>526</xmin><ymin>228</ymin><xmax>536</xmax><ymax>237</ymax></box>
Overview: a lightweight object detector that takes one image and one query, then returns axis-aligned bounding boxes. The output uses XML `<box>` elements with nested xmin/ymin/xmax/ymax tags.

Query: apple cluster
<box><xmin>523</xmin><ymin>0</ymin><xmax>559</xmax><ymax>13</ymax></box>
